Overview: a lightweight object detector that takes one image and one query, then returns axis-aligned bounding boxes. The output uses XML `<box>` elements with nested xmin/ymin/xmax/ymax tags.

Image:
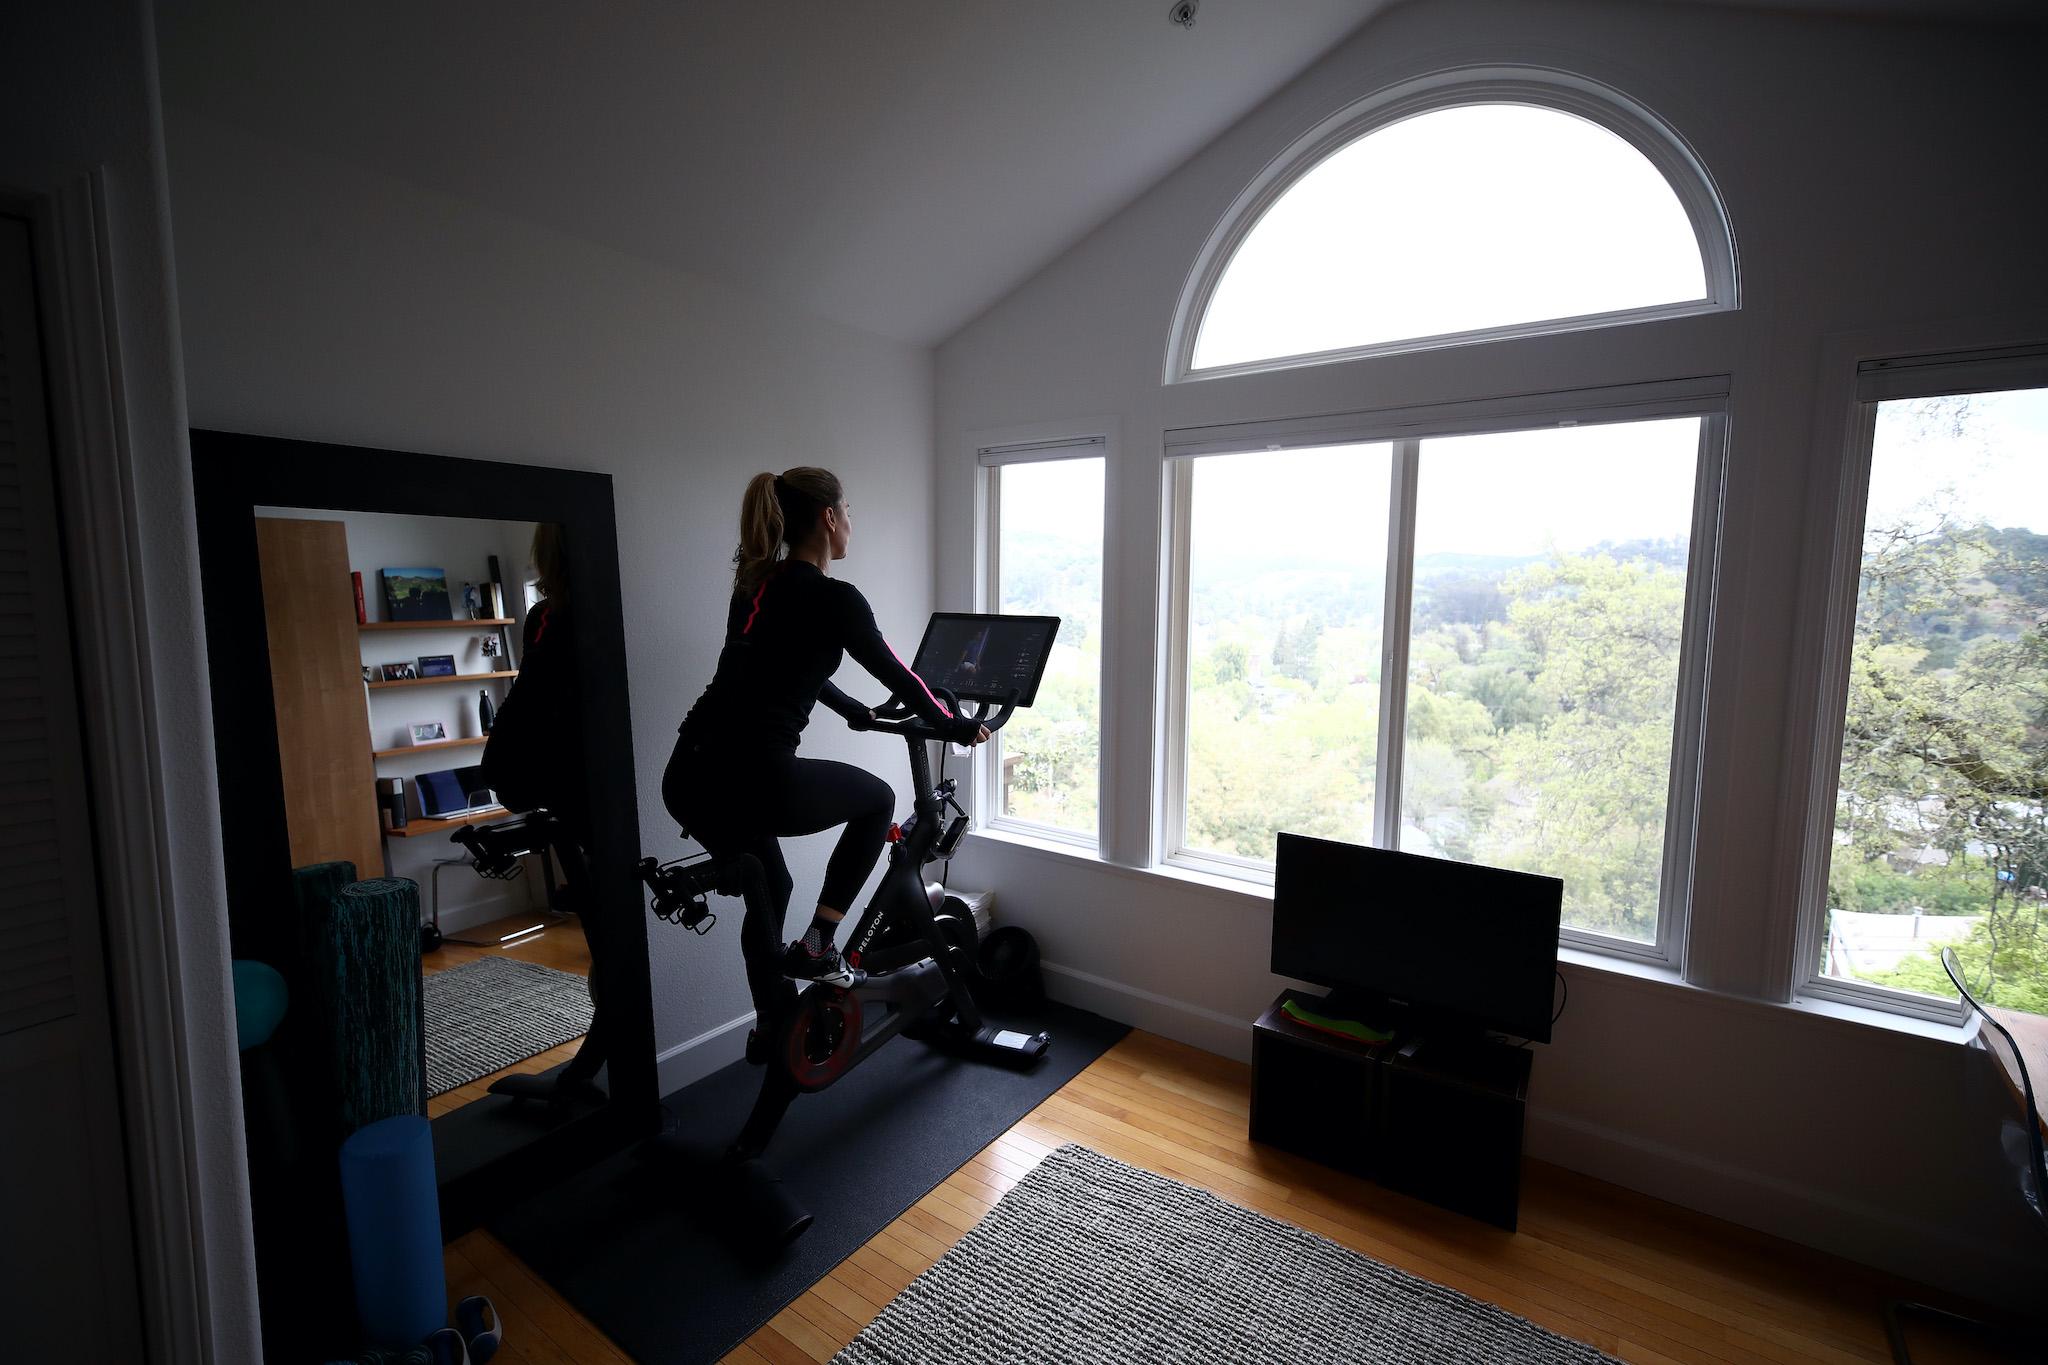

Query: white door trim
<box><xmin>24</xmin><ymin>173</ymin><xmax>219</xmax><ymax>1365</ymax></box>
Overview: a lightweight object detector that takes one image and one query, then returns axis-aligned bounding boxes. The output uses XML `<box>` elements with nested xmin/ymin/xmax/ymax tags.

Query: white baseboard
<box><xmin>1525</xmin><ymin>1107</ymin><xmax>2039</xmax><ymax>1311</ymax></box>
<box><xmin>1043</xmin><ymin>959</ymin><xmax>2043</xmax><ymax>1311</ymax></box>
<box><xmin>1040</xmin><ymin>961</ymin><xmax>1255</xmax><ymax>1062</ymax></box>
<box><xmin>422</xmin><ymin>879</ymin><xmax>535</xmax><ymax>937</ymax></box>
<box><xmin>655</xmin><ymin>1010</ymin><xmax>756</xmax><ymax>1096</ymax></box>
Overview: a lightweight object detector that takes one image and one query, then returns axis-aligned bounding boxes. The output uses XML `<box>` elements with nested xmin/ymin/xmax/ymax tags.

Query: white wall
<box><xmin>2</xmin><ymin>2</ymin><xmax>258</xmax><ymax>1358</ymax></box>
<box><xmin>255</xmin><ymin>506</ymin><xmax>542</xmax><ymax>933</ymax></box>
<box><xmin>936</xmin><ymin>0</ymin><xmax>2048</xmax><ymax>1306</ymax></box>
<box><xmin>165</xmin><ymin>109</ymin><xmax>940</xmax><ymax>1091</ymax></box>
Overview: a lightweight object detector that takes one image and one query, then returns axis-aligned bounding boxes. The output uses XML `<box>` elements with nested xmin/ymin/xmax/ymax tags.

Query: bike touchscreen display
<box><xmin>910</xmin><ymin>613</ymin><xmax>1060</xmax><ymax>707</ymax></box>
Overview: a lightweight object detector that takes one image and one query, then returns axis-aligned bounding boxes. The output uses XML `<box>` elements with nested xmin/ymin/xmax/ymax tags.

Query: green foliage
<box><xmin>1828</xmin><ymin>855</ymin><xmax>1986</xmax><ymax>917</ymax></box>
<box><xmin>1826</xmin><ymin>506</ymin><xmax>2048</xmax><ymax>1011</ymax></box>
<box><xmin>1870</xmin><ymin>906</ymin><xmax>2048</xmax><ymax>1014</ymax></box>
<box><xmin>1014</xmin><ymin>452</ymin><xmax>2047</xmax><ymax>1012</ymax></box>
<box><xmin>1187</xmin><ymin>546</ymin><xmax>1686</xmax><ymax>942</ymax></box>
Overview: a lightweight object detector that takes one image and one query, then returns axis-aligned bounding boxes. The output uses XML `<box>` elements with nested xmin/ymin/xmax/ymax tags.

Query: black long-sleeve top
<box><xmin>678</xmin><ymin>560</ymin><xmax>975</xmax><ymax>753</ymax></box>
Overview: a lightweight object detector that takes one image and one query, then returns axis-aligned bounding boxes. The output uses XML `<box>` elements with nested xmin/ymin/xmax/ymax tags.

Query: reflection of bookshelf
<box><xmin>371</xmin><ymin>736</ymin><xmax>489</xmax><ymax>760</ymax></box>
<box><xmin>362</xmin><ymin>618</ymin><xmax>515</xmax><ymax>632</ymax></box>
<box><xmin>385</xmin><ymin>808</ymin><xmax>510</xmax><ymax>839</ymax></box>
<box><xmin>361</xmin><ymin>614</ymin><xmax>517</xmax><ymax>765</ymax></box>
<box><xmin>368</xmin><ymin>670</ymin><xmax>518</xmax><ymax>692</ymax></box>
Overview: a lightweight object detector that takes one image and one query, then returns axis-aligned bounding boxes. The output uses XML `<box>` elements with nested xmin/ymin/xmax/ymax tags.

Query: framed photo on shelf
<box><xmin>361</xmin><ymin>665</ymin><xmax>374</xmax><ymax>685</ymax></box>
<box><xmin>380</xmin><ymin>661</ymin><xmax>418</xmax><ymax>682</ymax></box>
<box><xmin>409</xmin><ymin>720</ymin><xmax>447</xmax><ymax>746</ymax></box>
<box><xmin>380</xmin><ymin>566</ymin><xmax>453</xmax><ymax>621</ymax></box>
<box><xmin>417</xmin><ymin>654</ymin><xmax>457</xmax><ymax>678</ymax></box>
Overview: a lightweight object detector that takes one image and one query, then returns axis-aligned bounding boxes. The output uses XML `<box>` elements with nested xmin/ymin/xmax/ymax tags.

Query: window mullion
<box><xmin>978</xmin><ymin>465</ymin><xmax>1003</xmax><ymax>822</ymax></box>
<box><xmin>1659</xmin><ymin>412</ymin><xmax>1727</xmax><ymax>974</ymax></box>
<box><xmin>1162</xmin><ymin>460</ymin><xmax>1195</xmax><ymax>863</ymax></box>
<box><xmin>1373</xmin><ymin>440</ymin><xmax>1421</xmax><ymax>849</ymax></box>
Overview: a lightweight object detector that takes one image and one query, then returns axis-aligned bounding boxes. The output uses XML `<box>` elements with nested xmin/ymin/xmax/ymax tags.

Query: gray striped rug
<box><xmin>834</xmin><ymin>1144</ymin><xmax>1619</xmax><ymax>1365</ymax></box>
<box><xmin>423</xmin><ymin>957</ymin><xmax>594</xmax><ymax>1097</ymax></box>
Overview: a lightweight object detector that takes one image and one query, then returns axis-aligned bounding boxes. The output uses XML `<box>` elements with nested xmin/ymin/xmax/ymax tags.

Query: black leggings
<box><xmin>661</xmin><ymin>737</ymin><xmax>895</xmax><ymax>932</ymax></box>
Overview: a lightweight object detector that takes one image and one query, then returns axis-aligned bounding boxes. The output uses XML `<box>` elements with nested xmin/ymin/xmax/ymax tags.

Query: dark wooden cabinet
<box><xmin>1251</xmin><ymin>989</ymin><xmax>1532</xmax><ymax>1230</ymax></box>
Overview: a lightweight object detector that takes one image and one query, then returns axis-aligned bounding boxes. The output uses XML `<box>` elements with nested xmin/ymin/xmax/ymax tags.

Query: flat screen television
<box><xmin>1271</xmin><ymin>833</ymin><xmax>1563</xmax><ymax>1043</ymax></box>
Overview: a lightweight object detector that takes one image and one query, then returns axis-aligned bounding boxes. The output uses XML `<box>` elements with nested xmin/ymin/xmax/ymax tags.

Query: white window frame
<box><xmin>976</xmin><ymin>433</ymin><xmax>1110</xmax><ymax>849</ymax></box>
<box><xmin>1164</xmin><ymin>65</ymin><xmax>1739</xmax><ymax>386</ymax></box>
<box><xmin>1791</xmin><ymin>344</ymin><xmax>2048</xmax><ymax>1024</ymax></box>
<box><xmin>1158</xmin><ymin>377</ymin><xmax>1728</xmax><ymax>968</ymax></box>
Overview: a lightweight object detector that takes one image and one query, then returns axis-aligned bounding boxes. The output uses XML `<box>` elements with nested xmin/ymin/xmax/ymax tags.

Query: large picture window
<box><xmin>1810</xmin><ymin>379</ymin><xmax>2048</xmax><ymax>1017</ymax></box>
<box><xmin>1402</xmin><ymin>421</ymin><xmax>1701</xmax><ymax>943</ymax></box>
<box><xmin>983</xmin><ymin>450</ymin><xmax>1105</xmax><ymax>840</ymax></box>
<box><xmin>1182</xmin><ymin>444</ymin><xmax>1392</xmax><ymax>863</ymax></box>
<box><xmin>1166</xmin><ymin>405</ymin><xmax>1717</xmax><ymax>955</ymax></box>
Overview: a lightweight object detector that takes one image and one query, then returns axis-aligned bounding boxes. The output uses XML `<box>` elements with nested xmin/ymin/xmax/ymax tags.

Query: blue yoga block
<box><xmin>338</xmin><ymin>1115</ymin><xmax>444</xmax><ymax>1350</ymax></box>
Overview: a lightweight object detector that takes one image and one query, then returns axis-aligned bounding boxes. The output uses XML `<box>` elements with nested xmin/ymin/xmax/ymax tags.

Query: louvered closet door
<box><xmin>0</xmin><ymin>214</ymin><xmax>144</xmax><ymax>1359</ymax></box>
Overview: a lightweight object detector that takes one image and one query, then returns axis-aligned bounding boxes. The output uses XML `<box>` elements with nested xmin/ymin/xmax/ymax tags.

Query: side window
<box><xmin>1810</xmin><ymin>379</ymin><xmax>2048</xmax><ymax>1017</ymax></box>
<box><xmin>984</xmin><ymin>450</ymin><xmax>1105</xmax><ymax>841</ymax></box>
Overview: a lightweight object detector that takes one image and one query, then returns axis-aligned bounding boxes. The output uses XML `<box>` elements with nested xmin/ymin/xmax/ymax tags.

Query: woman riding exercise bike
<box><xmin>662</xmin><ymin>467</ymin><xmax>990</xmax><ymax>987</ymax></box>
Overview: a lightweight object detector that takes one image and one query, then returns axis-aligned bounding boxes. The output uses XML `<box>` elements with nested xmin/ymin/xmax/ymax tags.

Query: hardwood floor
<box><xmin>443</xmin><ymin>1028</ymin><xmax>2022</xmax><ymax>1364</ymax></box>
<box><xmin>422</xmin><ymin>909</ymin><xmax>591</xmax><ymax>1119</ymax></box>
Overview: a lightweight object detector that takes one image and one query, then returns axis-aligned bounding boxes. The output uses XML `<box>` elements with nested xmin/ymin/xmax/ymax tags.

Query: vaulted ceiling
<box><xmin>154</xmin><ymin>0</ymin><xmax>2037</xmax><ymax>347</ymax></box>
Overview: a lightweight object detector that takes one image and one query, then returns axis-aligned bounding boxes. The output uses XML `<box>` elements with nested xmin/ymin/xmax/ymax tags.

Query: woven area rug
<box><xmin>834</xmin><ymin>1144</ymin><xmax>1618</xmax><ymax>1365</ymax></box>
<box><xmin>422</xmin><ymin>957</ymin><xmax>593</xmax><ymax>1097</ymax></box>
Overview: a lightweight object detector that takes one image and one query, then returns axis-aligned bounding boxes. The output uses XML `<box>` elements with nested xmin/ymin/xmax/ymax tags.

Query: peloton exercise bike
<box><xmin>636</xmin><ymin>611</ymin><xmax>1061</xmax><ymax>1252</ymax></box>
<box><xmin>449</xmin><ymin>810</ymin><xmax>616</xmax><ymax>1109</ymax></box>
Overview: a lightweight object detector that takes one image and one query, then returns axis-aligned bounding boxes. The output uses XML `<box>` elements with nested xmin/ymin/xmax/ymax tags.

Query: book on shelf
<box><xmin>351</xmin><ymin>570</ymin><xmax>366</xmax><ymax>624</ymax></box>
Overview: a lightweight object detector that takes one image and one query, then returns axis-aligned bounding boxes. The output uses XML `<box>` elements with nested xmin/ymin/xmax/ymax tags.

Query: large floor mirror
<box><xmin>192</xmin><ymin>430</ymin><xmax>653</xmax><ymax>1358</ymax></box>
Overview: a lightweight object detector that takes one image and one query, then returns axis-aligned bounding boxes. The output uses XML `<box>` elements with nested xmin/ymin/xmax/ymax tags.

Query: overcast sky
<box><xmin>1867</xmin><ymin>388</ymin><xmax>2048</xmax><ymax>539</ymax></box>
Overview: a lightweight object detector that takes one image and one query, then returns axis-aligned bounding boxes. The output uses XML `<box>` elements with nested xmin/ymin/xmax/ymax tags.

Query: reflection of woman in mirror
<box><xmin>479</xmin><ymin>524</ymin><xmax>609</xmax><ymax>1097</ymax></box>
<box><xmin>953</xmin><ymin>624</ymin><xmax>990</xmax><ymax>684</ymax></box>
<box><xmin>662</xmin><ymin>468</ymin><xmax>989</xmax><ymax>997</ymax></box>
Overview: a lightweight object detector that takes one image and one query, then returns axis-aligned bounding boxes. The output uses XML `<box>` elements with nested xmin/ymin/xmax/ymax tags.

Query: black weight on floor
<box><xmin>488</xmin><ymin>1001</ymin><xmax>1129</xmax><ymax>1365</ymax></box>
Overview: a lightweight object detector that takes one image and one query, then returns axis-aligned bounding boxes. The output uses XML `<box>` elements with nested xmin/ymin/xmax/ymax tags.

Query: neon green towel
<box><xmin>1281</xmin><ymin>999</ymin><xmax>1394</xmax><ymax>1044</ymax></box>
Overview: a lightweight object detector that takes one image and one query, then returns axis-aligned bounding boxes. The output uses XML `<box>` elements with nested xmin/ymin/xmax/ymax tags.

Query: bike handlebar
<box><xmin>860</xmin><ymin>686</ymin><xmax>1019</xmax><ymax>741</ymax></box>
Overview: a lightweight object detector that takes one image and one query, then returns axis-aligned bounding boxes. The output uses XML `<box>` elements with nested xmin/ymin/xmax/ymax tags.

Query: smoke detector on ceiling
<box><xmin>1167</xmin><ymin>0</ymin><xmax>1199</xmax><ymax>30</ymax></box>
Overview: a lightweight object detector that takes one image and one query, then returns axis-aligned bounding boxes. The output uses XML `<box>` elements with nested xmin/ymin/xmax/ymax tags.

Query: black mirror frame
<box><xmin>190</xmin><ymin>428</ymin><xmax>655</xmax><ymax>1234</ymax></box>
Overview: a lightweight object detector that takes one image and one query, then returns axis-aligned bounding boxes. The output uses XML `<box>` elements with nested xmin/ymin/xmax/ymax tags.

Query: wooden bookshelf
<box><xmin>371</xmin><ymin>736</ymin><xmax>488</xmax><ymax>760</ymax></box>
<box><xmin>368</xmin><ymin>669</ymin><xmax>517</xmax><ymax>691</ymax></box>
<box><xmin>360</xmin><ymin>617</ymin><xmax>516</xmax><ymax>631</ymax></box>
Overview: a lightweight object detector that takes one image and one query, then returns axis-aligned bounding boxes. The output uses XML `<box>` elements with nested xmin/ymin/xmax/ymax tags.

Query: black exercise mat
<box><xmin>488</xmin><ymin>1001</ymin><xmax>1129</xmax><ymax>1364</ymax></box>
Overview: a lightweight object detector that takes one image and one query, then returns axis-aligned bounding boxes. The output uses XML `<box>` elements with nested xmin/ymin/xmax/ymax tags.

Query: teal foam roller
<box><xmin>313</xmin><ymin>878</ymin><xmax>425</xmax><ymax>1133</ymax></box>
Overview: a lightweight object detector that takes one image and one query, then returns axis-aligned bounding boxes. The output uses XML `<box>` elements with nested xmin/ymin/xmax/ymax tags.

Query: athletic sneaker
<box><xmin>780</xmin><ymin>939</ymin><xmax>862</xmax><ymax>985</ymax></box>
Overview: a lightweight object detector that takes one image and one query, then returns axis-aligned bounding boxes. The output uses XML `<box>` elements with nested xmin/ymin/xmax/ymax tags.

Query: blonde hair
<box><xmin>531</xmin><ymin>523</ymin><xmax>567</xmax><ymax>603</ymax></box>
<box><xmin>734</xmin><ymin>466</ymin><xmax>842</xmax><ymax>594</ymax></box>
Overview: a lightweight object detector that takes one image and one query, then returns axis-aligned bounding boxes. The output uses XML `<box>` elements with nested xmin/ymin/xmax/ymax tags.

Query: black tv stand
<box><xmin>1251</xmin><ymin>988</ymin><xmax>1532</xmax><ymax>1229</ymax></box>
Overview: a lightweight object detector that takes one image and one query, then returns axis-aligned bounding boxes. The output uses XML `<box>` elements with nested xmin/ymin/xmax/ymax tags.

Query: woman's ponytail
<box><xmin>732</xmin><ymin>466</ymin><xmax>844</xmax><ymax>595</ymax></box>
<box><xmin>734</xmin><ymin>472</ymin><xmax>785</xmax><ymax>595</ymax></box>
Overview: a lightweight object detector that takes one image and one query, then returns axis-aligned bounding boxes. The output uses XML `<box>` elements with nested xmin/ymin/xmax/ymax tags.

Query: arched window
<box><xmin>1168</xmin><ymin>70</ymin><xmax>1736</xmax><ymax>381</ymax></box>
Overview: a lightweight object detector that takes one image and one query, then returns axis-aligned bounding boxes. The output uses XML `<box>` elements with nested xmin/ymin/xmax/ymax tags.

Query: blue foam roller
<box><xmin>338</xmin><ymin>1115</ymin><xmax>445</xmax><ymax>1350</ymax></box>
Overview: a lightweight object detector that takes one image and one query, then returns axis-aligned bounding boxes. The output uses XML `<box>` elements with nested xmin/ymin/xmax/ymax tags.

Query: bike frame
<box><xmin>729</xmin><ymin>703</ymin><xmax>999</xmax><ymax>1155</ymax></box>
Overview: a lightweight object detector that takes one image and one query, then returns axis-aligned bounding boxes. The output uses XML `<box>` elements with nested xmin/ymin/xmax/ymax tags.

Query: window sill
<box><xmin>1555</xmin><ymin>944</ymin><xmax>1977</xmax><ymax>1050</ymax></box>
<box><xmin>980</xmin><ymin>817</ymin><xmax>1098</xmax><ymax>855</ymax></box>
<box><xmin>965</xmin><ymin>827</ymin><xmax>1985</xmax><ymax>1053</ymax></box>
<box><xmin>965</xmin><ymin>825</ymin><xmax>1269</xmax><ymax>907</ymax></box>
